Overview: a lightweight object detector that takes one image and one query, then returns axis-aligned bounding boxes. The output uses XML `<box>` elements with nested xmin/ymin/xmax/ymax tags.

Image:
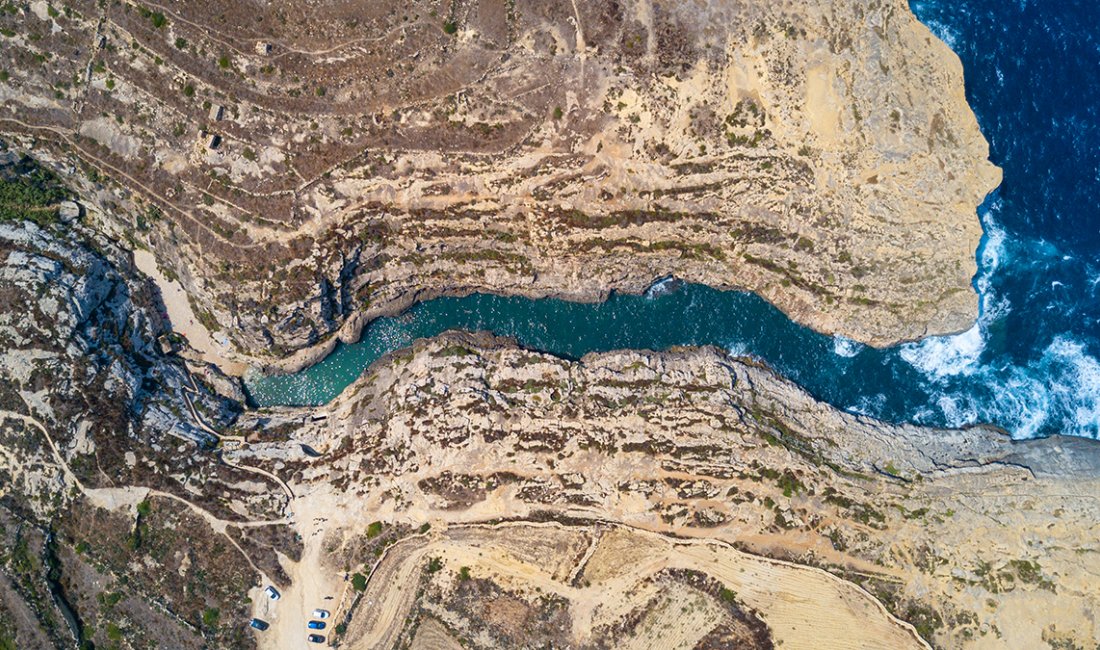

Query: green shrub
<box><xmin>776</xmin><ymin>471</ymin><xmax>804</xmax><ymax>497</ymax></box>
<box><xmin>0</xmin><ymin>166</ymin><xmax>68</xmax><ymax>226</ymax></box>
<box><xmin>141</xmin><ymin>8</ymin><xmax>167</xmax><ymax>29</ymax></box>
<box><xmin>202</xmin><ymin>607</ymin><xmax>219</xmax><ymax>627</ymax></box>
<box><xmin>351</xmin><ymin>572</ymin><xmax>367</xmax><ymax>592</ymax></box>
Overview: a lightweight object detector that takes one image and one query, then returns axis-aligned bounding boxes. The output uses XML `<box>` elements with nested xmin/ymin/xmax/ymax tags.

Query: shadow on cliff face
<box><xmin>0</xmin><ymin>152</ymin><xmax>299</xmax><ymax>648</ymax></box>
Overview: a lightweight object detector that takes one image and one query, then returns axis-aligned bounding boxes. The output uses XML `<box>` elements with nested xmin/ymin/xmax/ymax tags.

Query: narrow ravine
<box><xmin>248</xmin><ymin>0</ymin><xmax>1100</xmax><ymax>441</ymax></box>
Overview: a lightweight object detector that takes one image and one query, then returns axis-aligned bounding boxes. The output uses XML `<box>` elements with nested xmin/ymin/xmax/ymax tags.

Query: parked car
<box><xmin>307</xmin><ymin>634</ymin><xmax>325</xmax><ymax>644</ymax></box>
<box><xmin>264</xmin><ymin>586</ymin><xmax>280</xmax><ymax>601</ymax></box>
<box><xmin>311</xmin><ymin>609</ymin><xmax>330</xmax><ymax>619</ymax></box>
<box><xmin>307</xmin><ymin>620</ymin><xmax>326</xmax><ymax>630</ymax></box>
<box><xmin>249</xmin><ymin>618</ymin><xmax>269</xmax><ymax>631</ymax></box>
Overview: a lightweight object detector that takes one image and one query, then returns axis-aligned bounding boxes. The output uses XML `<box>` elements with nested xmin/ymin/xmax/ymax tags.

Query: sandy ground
<box><xmin>409</xmin><ymin>617</ymin><xmax>464</xmax><ymax>650</ymax></box>
<box><xmin>259</xmin><ymin>486</ymin><xmax>350</xmax><ymax>649</ymax></box>
<box><xmin>329</xmin><ymin>522</ymin><xmax>928</xmax><ymax>650</ymax></box>
<box><xmin>132</xmin><ymin>248</ymin><xmax>247</xmax><ymax>375</ymax></box>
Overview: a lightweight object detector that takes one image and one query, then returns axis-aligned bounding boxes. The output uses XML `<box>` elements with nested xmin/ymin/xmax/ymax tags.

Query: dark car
<box><xmin>307</xmin><ymin>634</ymin><xmax>325</xmax><ymax>644</ymax></box>
<box><xmin>249</xmin><ymin>618</ymin><xmax>269</xmax><ymax>631</ymax></box>
<box><xmin>307</xmin><ymin>620</ymin><xmax>326</xmax><ymax>630</ymax></box>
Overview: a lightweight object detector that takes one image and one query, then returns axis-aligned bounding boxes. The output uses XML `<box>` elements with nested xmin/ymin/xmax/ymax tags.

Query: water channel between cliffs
<box><xmin>245</xmin><ymin>0</ymin><xmax>1100</xmax><ymax>442</ymax></box>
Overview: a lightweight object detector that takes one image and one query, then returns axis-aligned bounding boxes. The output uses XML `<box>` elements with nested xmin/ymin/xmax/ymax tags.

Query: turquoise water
<box><xmin>248</xmin><ymin>282</ymin><xmax>910</xmax><ymax>410</ymax></box>
<box><xmin>248</xmin><ymin>0</ymin><xmax>1100</xmax><ymax>440</ymax></box>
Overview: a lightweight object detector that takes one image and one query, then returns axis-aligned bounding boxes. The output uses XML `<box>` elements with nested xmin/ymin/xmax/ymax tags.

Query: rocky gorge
<box><xmin>0</xmin><ymin>0</ymin><xmax>1095</xmax><ymax>649</ymax></box>
<box><xmin>0</xmin><ymin>0</ymin><xmax>999</xmax><ymax>368</ymax></box>
<box><xmin>0</xmin><ymin>152</ymin><xmax>1095</xmax><ymax>648</ymax></box>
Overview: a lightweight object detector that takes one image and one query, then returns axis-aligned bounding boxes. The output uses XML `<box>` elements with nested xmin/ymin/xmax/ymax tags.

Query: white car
<box><xmin>311</xmin><ymin>609</ymin><xmax>330</xmax><ymax>619</ymax></box>
<box><xmin>264</xmin><ymin>586</ymin><xmax>280</xmax><ymax>601</ymax></box>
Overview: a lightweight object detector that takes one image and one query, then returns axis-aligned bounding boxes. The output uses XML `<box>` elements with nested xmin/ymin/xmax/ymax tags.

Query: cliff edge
<box><xmin>0</xmin><ymin>0</ymin><xmax>999</xmax><ymax>366</ymax></box>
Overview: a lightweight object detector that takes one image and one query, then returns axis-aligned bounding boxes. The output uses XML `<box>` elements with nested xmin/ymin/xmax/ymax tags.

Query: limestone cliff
<box><xmin>0</xmin><ymin>161</ymin><xmax>290</xmax><ymax>648</ymax></box>
<box><xmin>231</xmin><ymin>333</ymin><xmax>1098</xmax><ymax>649</ymax></box>
<box><xmin>0</xmin><ymin>0</ymin><xmax>999</xmax><ymax>367</ymax></box>
<box><xmin>0</xmin><ymin>201</ymin><xmax>1093</xmax><ymax>647</ymax></box>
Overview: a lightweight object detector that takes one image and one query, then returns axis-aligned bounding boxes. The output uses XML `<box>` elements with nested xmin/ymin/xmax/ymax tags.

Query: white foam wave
<box><xmin>1087</xmin><ymin>262</ymin><xmax>1100</xmax><ymax>291</ymax></box>
<box><xmin>727</xmin><ymin>341</ymin><xmax>749</xmax><ymax>357</ymax></box>
<box><xmin>900</xmin><ymin>324</ymin><xmax>985</xmax><ymax>380</ymax></box>
<box><xmin>1036</xmin><ymin>337</ymin><xmax>1100</xmax><ymax>438</ymax></box>
<box><xmin>909</xmin><ymin>406</ymin><xmax>940</xmax><ymax>426</ymax></box>
<box><xmin>920</xmin><ymin>17</ymin><xmax>959</xmax><ymax>50</ymax></box>
<box><xmin>900</xmin><ymin>210</ymin><xmax>1013</xmax><ymax>382</ymax></box>
<box><xmin>921</xmin><ymin>335</ymin><xmax>1100</xmax><ymax>439</ymax></box>
<box><xmin>936</xmin><ymin>393</ymin><xmax>978</xmax><ymax>428</ymax></box>
<box><xmin>976</xmin><ymin>204</ymin><xmax>1008</xmax><ymax>298</ymax></box>
<box><xmin>848</xmin><ymin>393</ymin><xmax>887</xmax><ymax>418</ymax></box>
<box><xmin>832</xmin><ymin>336</ymin><xmax>863</xmax><ymax>358</ymax></box>
<box><xmin>983</xmin><ymin>369</ymin><xmax>1051</xmax><ymax>439</ymax></box>
<box><xmin>644</xmin><ymin>276</ymin><xmax>680</xmax><ymax>299</ymax></box>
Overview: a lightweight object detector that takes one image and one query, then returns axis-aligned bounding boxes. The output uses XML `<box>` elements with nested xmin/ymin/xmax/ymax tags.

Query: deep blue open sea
<box><xmin>249</xmin><ymin>0</ymin><xmax>1100</xmax><ymax>440</ymax></box>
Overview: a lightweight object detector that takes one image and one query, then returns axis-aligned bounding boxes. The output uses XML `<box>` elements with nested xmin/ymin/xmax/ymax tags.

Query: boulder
<box><xmin>57</xmin><ymin>200</ymin><xmax>81</xmax><ymax>222</ymax></box>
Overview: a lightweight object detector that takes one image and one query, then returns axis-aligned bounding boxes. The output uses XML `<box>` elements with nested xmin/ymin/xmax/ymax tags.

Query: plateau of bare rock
<box><xmin>0</xmin><ymin>0</ymin><xmax>999</xmax><ymax>366</ymax></box>
<box><xmin>5</xmin><ymin>2</ymin><xmax>1095</xmax><ymax>650</ymax></box>
<box><xmin>0</xmin><ymin>199</ymin><xmax>1094</xmax><ymax>647</ymax></box>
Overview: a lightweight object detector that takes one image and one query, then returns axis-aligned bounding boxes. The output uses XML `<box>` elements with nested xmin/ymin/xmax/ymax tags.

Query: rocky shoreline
<box><xmin>7</xmin><ymin>0</ymin><xmax>1095</xmax><ymax>647</ymax></box>
<box><xmin>0</xmin><ymin>195</ymin><xmax>1096</xmax><ymax>647</ymax></box>
<box><xmin>1</xmin><ymin>0</ymin><xmax>999</xmax><ymax>366</ymax></box>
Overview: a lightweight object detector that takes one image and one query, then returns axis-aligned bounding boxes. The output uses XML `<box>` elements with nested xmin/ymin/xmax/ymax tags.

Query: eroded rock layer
<box><xmin>0</xmin><ymin>178</ymin><xmax>290</xmax><ymax>648</ymax></box>
<box><xmin>0</xmin><ymin>201</ymin><xmax>1095</xmax><ymax>648</ymax></box>
<box><xmin>231</xmin><ymin>333</ymin><xmax>1099</xmax><ymax>649</ymax></box>
<box><xmin>0</xmin><ymin>0</ymin><xmax>999</xmax><ymax>364</ymax></box>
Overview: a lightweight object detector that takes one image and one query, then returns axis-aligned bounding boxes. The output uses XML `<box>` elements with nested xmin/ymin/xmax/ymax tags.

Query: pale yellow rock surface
<box><xmin>228</xmin><ymin>334</ymin><xmax>1098</xmax><ymax>649</ymax></box>
<box><xmin>0</xmin><ymin>0</ymin><xmax>999</xmax><ymax>368</ymax></box>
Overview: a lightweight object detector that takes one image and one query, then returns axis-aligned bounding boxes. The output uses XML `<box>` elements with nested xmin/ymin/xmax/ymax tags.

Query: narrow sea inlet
<box><xmin>245</xmin><ymin>274</ymin><xmax>1095</xmax><ymax>440</ymax></box>
<box><xmin>249</xmin><ymin>0</ymin><xmax>1100</xmax><ymax>441</ymax></box>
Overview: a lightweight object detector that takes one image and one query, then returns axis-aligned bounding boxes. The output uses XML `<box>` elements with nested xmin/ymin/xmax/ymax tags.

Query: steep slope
<box><xmin>0</xmin><ymin>157</ymin><xmax>293</xmax><ymax>649</ymax></box>
<box><xmin>0</xmin><ymin>0</ymin><xmax>999</xmax><ymax>367</ymax></box>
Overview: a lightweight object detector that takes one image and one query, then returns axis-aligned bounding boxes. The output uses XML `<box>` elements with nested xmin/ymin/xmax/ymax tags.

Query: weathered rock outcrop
<box><xmin>0</xmin><ymin>205</ymin><xmax>1093</xmax><ymax>648</ymax></box>
<box><xmin>0</xmin><ymin>0</ymin><xmax>999</xmax><ymax>367</ymax></box>
<box><xmin>228</xmin><ymin>333</ymin><xmax>1098</xmax><ymax>649</ymax></box>
<box><xmin>0</xmin><ymin>160</ymin><xmax>293</xmax><ymax>648</ymax></box>
<box><xmin>0</xmin><ymin>217</ymin><xmax>226</xmax><ymax>453</ymax></box>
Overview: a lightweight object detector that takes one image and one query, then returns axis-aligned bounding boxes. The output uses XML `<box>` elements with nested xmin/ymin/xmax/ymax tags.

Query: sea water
<box><xmin>249</xmin><ymin>0</ymin><xmax>1100</xmax><ymax>440</ymax></box>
